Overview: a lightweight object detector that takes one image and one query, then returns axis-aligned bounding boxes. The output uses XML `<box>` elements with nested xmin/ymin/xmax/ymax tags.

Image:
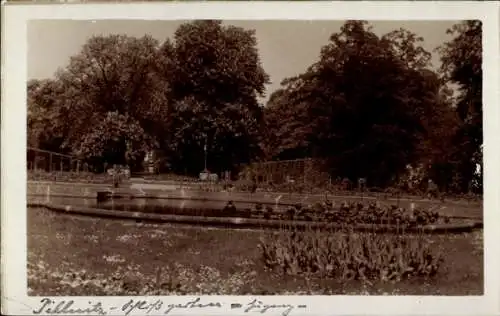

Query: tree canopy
<box><xmin>438</xmin><ymin>20</ymin><xmax>482</xmax><ymax>193</ymax></box>
<box><xmin>162</xmin><ymin>20</ymin><xmax>269</xmax><ymax>174</ymax></box>
<box><xmin>29</xmin><ymin>21</ymin><xmax>269</xmax><ymax>174</ymax></box>
<box><xmin>28</xmin><ymin>20</ymin><xmax>482</xmax><ymax>193</ymax></box>
<box><xmin>264</xmin><ymin>21</ymin><xmax>456</xmax><ymax>188</ymax></box>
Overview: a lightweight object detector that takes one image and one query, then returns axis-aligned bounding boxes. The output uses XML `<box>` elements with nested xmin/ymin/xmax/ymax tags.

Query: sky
<box><xmin>28</xmin><ymin>20</ymin><xmax>458</xmax><ymax>102</ymax></box>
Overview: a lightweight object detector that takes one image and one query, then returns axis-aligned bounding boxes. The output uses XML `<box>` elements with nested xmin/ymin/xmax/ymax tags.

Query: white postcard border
<box><xmin>2</xmin><ymin>2</ymin><xmax>499</xmax><ymax>315</ymax></box>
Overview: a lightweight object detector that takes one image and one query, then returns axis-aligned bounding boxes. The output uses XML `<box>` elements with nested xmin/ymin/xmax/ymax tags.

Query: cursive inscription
<box><xmin>30</xmin><ymin>297</ymin><xmax>304</xmax><ymax>316</ymax></box>
<box><xmin>163</xmin><ymin>297</ymin><xmax>222</xmax><ymax>314</ymax></box>
<box><xmin>244</xmin><ymin>299</ymin><xmax>295</xmax><ymax>316</ymax></box>
<box><xmin>33</xmin><ymin>298</ymin><xmax>107</xmax><ymax>315</ymax></box>
<box><xmin>121</xmin><ymin>299</ymin><xmax>163</xmax><ymax>316</ymax></box>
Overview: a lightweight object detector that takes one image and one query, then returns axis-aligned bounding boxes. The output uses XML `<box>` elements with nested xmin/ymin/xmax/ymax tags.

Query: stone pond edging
<box><xmin>28</xmin><ymin>202</ymin><xmax>483</xmax><ymax>234</ymax></box>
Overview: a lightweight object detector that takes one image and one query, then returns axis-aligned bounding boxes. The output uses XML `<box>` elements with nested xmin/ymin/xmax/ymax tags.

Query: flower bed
<box><xmin>277</xmin><ymin>201</ymin><xmax>446</xmax><ymax>226</ymax></box>
<box><xmin>259</xmin><ymin>226</ymin><xmax>444</xmax><ymax>281</ymax></box>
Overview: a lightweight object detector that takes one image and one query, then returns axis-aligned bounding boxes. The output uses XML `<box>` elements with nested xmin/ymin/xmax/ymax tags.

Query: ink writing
<box><xmin>163</xmin><ymin>297</ymin><xmax>222</xmax><ymax>314</ymax></box>
<box><xmin>244</xmin><ymin>299</ymin><xmax>295</xmax><ymax>316</ymax></box>
<box><xmin>31</xmin><ymin>297</ymin><xmax>304</xmax><ymax>316</ymax></box>
<box><xmin>121</xmin><ymin>299</ymin><xmax>163</xmax><ymax>316</ymax></box>
<box><xmin>33</xmin><ymin>298</ymin><xmax>107</xmax><ymax>315</ymax></box>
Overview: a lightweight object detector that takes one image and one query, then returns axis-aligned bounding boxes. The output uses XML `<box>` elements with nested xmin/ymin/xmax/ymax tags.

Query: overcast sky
<box><xmin>28</xmin><ymin>20</ymin><xmax>458</xmax><ymax>102</ymax></box>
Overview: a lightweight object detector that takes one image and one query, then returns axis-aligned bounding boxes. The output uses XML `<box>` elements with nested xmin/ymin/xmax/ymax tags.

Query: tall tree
<box><xmin>438</xmin><ymin>20</ymin><xmax>482</xmax><ymax>193</ymax></box>
<box><xmin>264</xmin><ymin>21</ymin><xmax>447</xmax><ymax>188</ymax></box>
<box><xmin>161</xmin><ymin>20</ymin><xmax>270</xmax><ymax>175</ymax></box>
<box><xmin>27</xmin><ymin>78</ymin><xmax>67</xmax><ymax>152</ymax></box>
<box><xmin>47</xmin><ymin>34</ymin><xmax>167</xmax><ymax>170</ymax></box>
<box><xmin>264</xmin><ymin>83</ymin><xmax>317</xmax><ymax>161</ymax></box>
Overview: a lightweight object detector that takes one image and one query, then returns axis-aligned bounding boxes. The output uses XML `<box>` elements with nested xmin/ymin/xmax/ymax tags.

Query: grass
<box><xmin>28</xmin><ymin>207</ymin><xmax>483</xmax><ymax>296</ymax></box>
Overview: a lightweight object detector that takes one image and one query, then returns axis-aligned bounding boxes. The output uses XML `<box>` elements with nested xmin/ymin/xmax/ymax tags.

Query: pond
<box><xmin>31</xmin><ymin>195</ymin><xmax>482</xmax><ymax>227</ymax></box>
<box><xmin>97</xmin><ymin>198</ymin><xmax>263</xmax><ymax>218</ymax></box>
<box><xmin>35</xmin><ymin>196</ymin><xmax>276</xmax><ymax>218</ymax></box>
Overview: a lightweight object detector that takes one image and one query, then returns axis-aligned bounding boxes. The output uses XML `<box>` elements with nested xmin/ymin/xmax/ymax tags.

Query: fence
<box><xmin>27</xmin><ymin>147</ymin><xmax>86</xmax><ymax>173</ymax></box>
<box><xmin>27</xmin><ymin>147</ymin><xmax>129</xmax><ymax>174</ymax></box>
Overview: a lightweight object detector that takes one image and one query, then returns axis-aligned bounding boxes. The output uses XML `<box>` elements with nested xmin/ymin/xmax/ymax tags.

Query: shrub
<box><xmin>28</xmin><ymin>170</ymin><xmax>115</xmax><ymax>184</ymax></box>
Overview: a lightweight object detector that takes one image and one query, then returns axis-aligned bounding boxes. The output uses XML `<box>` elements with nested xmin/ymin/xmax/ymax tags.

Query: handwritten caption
<box><xmin>32</xmin><ymin>297</ymin><xmax>307</xmax><ymax>316</ymax></box>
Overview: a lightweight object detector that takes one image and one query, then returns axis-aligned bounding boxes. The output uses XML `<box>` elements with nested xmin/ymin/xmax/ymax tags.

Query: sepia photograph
<box><xmin>25</xmin><ymin>18</ymin><xmax>484</xmax><ymax>296</ymax></box>
<box><xmin>2</xmin><ymin>2</ymin><xmax>500</xmax><ymax>316</ymax></box>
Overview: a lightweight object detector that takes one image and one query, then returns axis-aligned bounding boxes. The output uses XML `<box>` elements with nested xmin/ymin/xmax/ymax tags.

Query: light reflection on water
<box><xmin>44</xmin><ymin>196</ymin><xmax>262</xmax><ymax>212</ymax></box>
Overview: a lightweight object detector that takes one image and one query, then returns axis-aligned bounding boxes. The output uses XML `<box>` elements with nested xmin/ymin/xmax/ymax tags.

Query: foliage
<box><xmin>27</xmin><ymin>20</ymin><xmax>482</xmax><ymax>194</ymax></box>
<box><xmin>73</xmin><ymin>111</ymin><xmax>155</xmax><ymax>172</ymax></box>
<box><xmin>29</xmin><ymin>35</ymin><xmax>167</xmax><ymax>169</ymax></box>
<box><xmin>162</xmin><ymin>20</ymin><xmax>269</xmax><ymax>175</ymax></box>
<box><xmin>264</xmin><ymin>21</ymin><xmax>451</xmax><ymax>188</ymax></box>
<box><xmin>29</xmin><ymin>21</ymin><xmax>268</xmax><ymax>175</ymax></box>
<box><xmin>28</xmin><ymin>170</ymin><xmax>116</xmax><ymax>184</ymax></box>
<box><xmin>438</xmin><ymin>21</ymin><xmax>483</xmax><ymax>193</ymax></box>
<box><xmin>249</xmin><ymin>200</ymin><xmax>443</xmax><ymax>226</ymax></box>
<box><xmin>263</xmin><ymin>89</ymin><xmax>313</xmax><ymax>160</ymax></box>
<box><xmin>27</xmin><ymin>79</ymin><xmax>67</xmax><ymax>152</ymax></box>
<box><xmin>259</xmin><ymin>227</ymin><xmax>444</xmax><ymax>281</ymax></box>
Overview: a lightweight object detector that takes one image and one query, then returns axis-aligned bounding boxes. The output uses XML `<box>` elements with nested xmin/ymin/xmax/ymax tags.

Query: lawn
<box><xmin>27</xmin><ymin>207</ymin><xmax>483</xmax><ymax>296</ymax></box>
